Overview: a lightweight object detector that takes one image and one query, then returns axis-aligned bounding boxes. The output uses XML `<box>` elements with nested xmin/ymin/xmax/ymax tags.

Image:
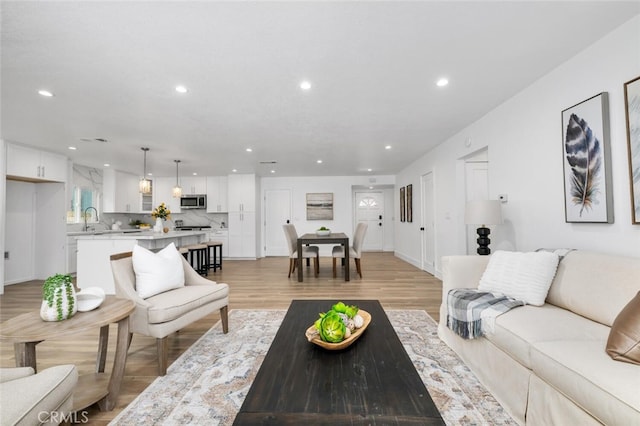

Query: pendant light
<box><xmin>172</xmin><ymin>160</ymin><xmax>183</xmax><ymax>198</ymax></box>
<box><xmin>139</xmin><ymin>147</ymin><xmax>152</xmax><ymax>194</ymax></box>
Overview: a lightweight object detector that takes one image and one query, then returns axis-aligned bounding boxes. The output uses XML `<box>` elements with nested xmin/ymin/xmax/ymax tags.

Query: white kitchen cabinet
<box><xmin>227</xmin><ymin>173</ymin><xmax>256</xmax><ymax>212</ymax></box>
<box><xmin>180</xmin><ymin>176</ymin><xmax>207</xmax><ymax>195</ymax></box>
<box><xmin>103</xmin><ymin>169</ymin><xmax>141</xmax><ymax>213</ymax></box>
<box><xmin>153</xmin><ymin>176</ymin><xmax>181</xmax><ymax>214</ymax></box>
<box><xmin>206</xmin><ymin>176</ymin><xmax>228</xmax><ymax>212</ymax></box>
<box><xmin>228</xmin><ymin>211</ymin><xmax>256</xmax><ymax>258</ymax></box>
<box><xmin>6</xmin><ymin>143</ymin><xmax>68</xmax><ymax>182</ymax></box>
<box><xmin>207</xmin><ymin>229</ymin><xmax>229</xmax><ymax>257</ymax></box>
<box><xmin>66</xmin><ymin>235</ymin><xmax>78</xmax><ymax>274</ymax></box>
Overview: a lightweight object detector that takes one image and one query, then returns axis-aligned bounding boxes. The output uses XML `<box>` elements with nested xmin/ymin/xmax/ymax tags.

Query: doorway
<box><xmin>264</xmin><ymin>189</ymin><xmax>292</xmax><ymax>256</ymax></box>
<box><xmin>421</xmin><ymin>172</ymin><xmax>435</xmax><ymax>274</ymax></box>
<box><xmin>464</xmin><ymin>150</ymin><xmax>489</xmax><ymax>255</ymax></box>
<box><xmin>354</xmin><ymin>191</ymin><xmax>384</xmax><ymax>251</ymax></box>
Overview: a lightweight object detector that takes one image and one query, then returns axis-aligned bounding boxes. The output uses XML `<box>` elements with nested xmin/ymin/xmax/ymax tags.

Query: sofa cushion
<box><xmin>132</xmin><ymin>243</ymin><xmax>185</xmax><ymax>299</ymax></box>
<box><xmin>607</xmin><ymin>291</ymin><xmax>640</xmax><ymax>364</ymax></box>
<box><xmin>546</xmin><ymin>251</ymin><xmax>640</xmax><ymax>326</ymax></box>
<box><xmin>487</xmin><ymin>304</ymin><xmax>609</xmax><ymax>367</ymax></box>
<box><xmin>530</xmin><ymin>340</ymin><xmax>640</xmax><ymax>425</ymax></box>
<box><xmin>478</xmin><ymin>250</ymin><xmax>559</xmax><ymax>306</ymax></box>
<box><xmin>0</xmin><ymin>365</ymin><xmax>77</xmax><ymax>425</ymax></box>
<box><xmin>146</xmin><ymin>283</ymin><xmax>228</xmax><ymax>324</ymax></box>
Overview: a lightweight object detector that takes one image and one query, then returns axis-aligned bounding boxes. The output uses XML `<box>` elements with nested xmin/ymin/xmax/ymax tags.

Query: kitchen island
<box><xmin>75</xmin><ymin>230</ymin><xmax>207</xmax><ymax>294</ymax></box>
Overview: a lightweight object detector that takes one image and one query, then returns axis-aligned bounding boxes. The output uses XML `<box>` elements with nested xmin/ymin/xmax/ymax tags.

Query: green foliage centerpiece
<box><xmin>40</xmin><ymin>273</ymin><xmax>77</xmax><ymax>321</ymax></box>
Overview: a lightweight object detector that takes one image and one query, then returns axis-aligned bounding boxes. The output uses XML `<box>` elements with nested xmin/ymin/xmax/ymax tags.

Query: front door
<box><xmin>354</xmin><ymin>191</ymin><xmax>384</xmax><ymax>251</ymax></box>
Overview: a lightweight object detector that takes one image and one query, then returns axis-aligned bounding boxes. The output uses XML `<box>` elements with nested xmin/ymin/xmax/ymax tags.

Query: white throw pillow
<box><xmin>132</xmin><ymin>243</ymin><xmax>185</xmax><ymax>299</ymax></box>
<box><xmin>478</xmin><ymin>250</ymin><xmax>560</xmax><ymax>306</ymax></box>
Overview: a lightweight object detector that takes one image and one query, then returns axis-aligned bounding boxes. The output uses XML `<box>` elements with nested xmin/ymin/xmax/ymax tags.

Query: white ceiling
<box><xmin>2</xmin><ymin>1</ymin><xmax>638</xmax><ymax>178</ymax></box>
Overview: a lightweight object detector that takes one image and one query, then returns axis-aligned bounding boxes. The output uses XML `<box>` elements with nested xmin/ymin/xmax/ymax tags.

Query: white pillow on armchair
<box><xmin>478</xmin><ymin>250</ymin><xmax>560</xmax><ymax>306</ymax></box>
<box><xmin>132</xmin><ymin>242</ymin><xmax>185</xmax><ymax>299</ymax></box>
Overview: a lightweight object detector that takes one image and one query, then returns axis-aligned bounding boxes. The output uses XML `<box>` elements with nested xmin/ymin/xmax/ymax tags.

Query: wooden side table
<box><xmin>0</xmin><ymin>296</ymin><xmax>134</xmax><ymax>412</ymax></box>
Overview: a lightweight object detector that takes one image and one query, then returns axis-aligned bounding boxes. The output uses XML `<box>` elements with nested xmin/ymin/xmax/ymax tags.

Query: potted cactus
<box><xmin>40</xmin><ymin>273</ymin><xmax>77</xmax><ymax>321</ymax></box>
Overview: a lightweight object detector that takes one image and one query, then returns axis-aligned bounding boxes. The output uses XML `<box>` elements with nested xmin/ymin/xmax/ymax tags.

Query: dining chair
<box><xmin>283</xmin><ymin>224</ymin><xmax>319</xmax><ymax>278</ymax></box>
<box><xmin>332</xmin><ymin>222</ymin><xmax>368</xmax><ymax>278</ymax></box>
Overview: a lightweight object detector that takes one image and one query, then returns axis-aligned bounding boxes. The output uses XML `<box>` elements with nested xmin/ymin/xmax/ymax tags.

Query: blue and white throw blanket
<box><xmin>447</xmin><ymin>289</ymin><xmax>525</xmax><ymax>339</ymax></box>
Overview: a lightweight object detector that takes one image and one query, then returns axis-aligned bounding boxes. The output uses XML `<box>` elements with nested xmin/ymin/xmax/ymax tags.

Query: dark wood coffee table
<box><xmin>234</xmin><ymin>300</ymin><xmax>444</xmax><ymax>425</ymax></box>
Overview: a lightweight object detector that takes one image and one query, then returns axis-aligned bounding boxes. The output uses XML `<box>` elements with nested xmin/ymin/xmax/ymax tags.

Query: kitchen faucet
<box><xmin>83</xmin><ymin>206</ymin><xmax>99</xmax><ymax>232</ymax></box>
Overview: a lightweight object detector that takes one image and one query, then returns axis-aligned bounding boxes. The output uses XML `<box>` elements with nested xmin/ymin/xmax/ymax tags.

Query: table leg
<box><xmin>297</xmin><ymin>239</ymin><xmax>303</xmax><ymax>282</ymax></box>
<box><xmin>97</xmin><ymin>325</ymin><xmax>109</xmax><ymax>373</ymax></box>
<box><xmin>99</xmin><ymin>316</ymin><xmax>130</xmax><ymax>411</ymax></box>
<box><xmin>14</xmin><ymin>341</ymin><xmax>40</xmax><ymax>371</ymax></box>
<box><xmin>344</xmin><ymin>238</ymin><xmax>350</xmax><ymax>282</ymax></box>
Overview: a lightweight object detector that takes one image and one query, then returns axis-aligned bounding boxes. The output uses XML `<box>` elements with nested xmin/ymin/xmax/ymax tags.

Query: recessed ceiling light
<box><xmin>103</xmin><ymin>163</ymin><xmax>110</xmax><ymax>167</ymax></box>
<box><xmin>148</xmin><ymin>173</ymin><xmax>153</xmax><ymax>176</ymax></box>
<box><xmin>68</xmin><ymin>146</ymin><xmax>77</xmax><ymax>150</ymax></box>
<box><xmin>38</xmin><ymin>90</ymin><xmax>54</xmax><ymax>97</ymax></box>
<box><xmin>385</xmin><ymin>145</ymin><xmax>392</xmax><ymax>150</ymax></box>
<box><xmin>436</xmin><ymin>78</ymin><xmax>449</xmax><ymax>87</ymax></box>
<box><xmin>192</xmin><ymin>172</ymin><xmax>198</xmax><ymax>176</ymax></box>
<box><xmin>300</xmin><ymin>80</ymin><xmax>312</xmax><ymax>91</ymax></box>
<box><xmin>246</xmin><ymin>148</ymin><xmax>253</xmax><ymax>152</ymax></box>
<box><xmin>270</xmin><ymin>170</ymin><xmax>276</xmax><ymax>174</ymax></box>
<box><xmin>232</xmin><ymin>169</ymin><xmax>237</xmax><ymax>173</ymax></box>
<box><xmin>175</xmin><ymin>85</ymin><xmax>188</xmax><ymax>93</ymax></box>
<box><xmin>317</xmin><ymin>160</ymin><xmax>323</xmax><ymax>164</ymax></box>
<box><xmin>367</xmin><ymin>168</ymin><xmax>373</xmax><ymax>172</ymax></box>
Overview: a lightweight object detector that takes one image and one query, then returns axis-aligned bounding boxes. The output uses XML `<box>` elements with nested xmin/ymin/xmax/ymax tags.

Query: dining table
<box><xmin>297</xmin><ymin>232</ymin><xmax>349</xmax><ymax>282</ymax></box>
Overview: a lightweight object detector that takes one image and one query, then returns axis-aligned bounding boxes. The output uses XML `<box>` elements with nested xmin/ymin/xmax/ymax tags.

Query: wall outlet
<box><xmin>498</xmin><ymin>194</ymin><xmax>508</xmax><ymax>203</ymax></box>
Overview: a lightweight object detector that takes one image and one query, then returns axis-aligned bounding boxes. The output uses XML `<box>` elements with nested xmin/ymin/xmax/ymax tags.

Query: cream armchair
<box><xmin>0</xmin><ymin>365</ymin><xmax>78</xmax><ymax>425</ymax></box>
<box><xmin>110</xmin><ymin>251</ymin><xmax>229</xmax><ymax>375</ymax></box>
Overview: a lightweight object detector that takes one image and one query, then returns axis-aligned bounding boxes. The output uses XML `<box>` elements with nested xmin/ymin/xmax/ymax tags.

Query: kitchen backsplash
<box><xmin>68</xmin><ymin>211</ymin><xmax>228</xmax><ymax>232</ymax></box>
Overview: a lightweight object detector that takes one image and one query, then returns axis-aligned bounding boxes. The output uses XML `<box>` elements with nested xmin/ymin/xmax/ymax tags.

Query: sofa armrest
<box><xmin>439</xmin><ymin>255</ymin><xmax>490</xmax><ymax>327</ymax></box>
<box><xmin>0</xmin><ymin>367</ymin><xmax>34</xmax><ymax>384</ymax></box>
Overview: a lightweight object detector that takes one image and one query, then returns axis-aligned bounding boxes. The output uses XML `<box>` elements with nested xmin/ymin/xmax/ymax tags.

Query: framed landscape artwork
<box><xmin>624</xmin><ymin>76</ymin><xmax>640</xmax><ymax>224</ymax></box>
<box><xmin>400</xmin><ymin>187</ymin><xmax>406</xmax><ymax>222</ymax></box>
<box><xmin>561</xmin><ymin>92</ymin><xmax>613</xmax><ymax>223</ymax></box>
<box><xmin>306</xmin><ymin>193</ymin><xmax>333</xmax><ymax>220</ymax></box>
<box><xmin>406</xmin><ymin>184</ymin><xmax>413</xmax><ymax>222</ymax></box>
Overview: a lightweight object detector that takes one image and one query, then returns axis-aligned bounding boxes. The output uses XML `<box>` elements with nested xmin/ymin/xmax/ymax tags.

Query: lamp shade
<box><xmin>465</xmin><ymin>200</ymin><xmax>503</xmax><ymax>226</ymax></box>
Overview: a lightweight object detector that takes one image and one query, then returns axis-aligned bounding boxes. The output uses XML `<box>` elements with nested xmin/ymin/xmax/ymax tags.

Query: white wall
<box><xmin>396</xmin><ymin>15</ymin><xmax>640</xmax><ymax>276</ymax></box>
<box><xmin>261</xmin><ymin>175</ymin><xmax>395</xmax><ymax>257</ymax></box>
<box><xmin>0</xmin><ymin>140</ymin><xmax>6</xmax><ymax>294</ymax></box>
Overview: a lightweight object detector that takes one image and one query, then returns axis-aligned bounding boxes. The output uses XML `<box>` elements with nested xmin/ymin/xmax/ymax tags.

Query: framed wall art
<box><xmin>306</xmin><ymin>193</ymin><xmax>333</xmax><ymax>220</ymax></box>
<box><xmin>561</xmin><ymin>92</ymin><xmax>613</xmax><ymax>223</ymax></box>
<box><xmin>406</xmin><ymin>184</ymin><xmax>413</xmax><ymax>222</ymax></box>
<box><xmin>624</xmin><ymin>76</ymin><xmax>640</xmax><ymax>224</ymax></box>
<box><xmin>400</xmin><ymin>187</ymin><xmax>406</xmax><ymax>222</ymax></box>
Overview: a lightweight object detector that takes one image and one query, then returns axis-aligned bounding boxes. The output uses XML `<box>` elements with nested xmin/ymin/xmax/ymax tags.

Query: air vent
<box><xmin>259</xmin><ymin>161</ymin><xmax>277</xmax><ymax>164</ymax></box>
<box><xmin>80</xmin><ymin>137</ymin><xmax>108</xmax><ymax>143</ymax></box>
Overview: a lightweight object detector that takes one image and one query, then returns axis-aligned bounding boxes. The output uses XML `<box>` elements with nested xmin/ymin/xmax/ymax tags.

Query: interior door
<box><xmin>465</xmin><ymin>160</ymin><xmax>489</xmax><ymax>255</ymax></box>
<box><xmin>354</xmin><ymin>191</ymin><xmax>383</xmax><ymax>251</ymax></box>
<box><xmin>421</xmin><ymin>172</ymin><xmax>435</xmax><ymax>274</ymax></box>
<box><xmin>264</xmin><ymin>189</ymin><xmax>291</xmax><ymax>256</ymax></box>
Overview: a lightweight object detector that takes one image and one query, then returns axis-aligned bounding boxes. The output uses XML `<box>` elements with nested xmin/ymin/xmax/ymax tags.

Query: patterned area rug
<box><xmin>110</xmin><ymin>310</ymin><xmax>515</xmax><ymax>425</ymax></box>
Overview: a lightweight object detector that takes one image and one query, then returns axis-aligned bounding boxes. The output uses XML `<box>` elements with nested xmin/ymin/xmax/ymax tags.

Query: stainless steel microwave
<box><xmin>180</xmin><ymin>194</ymin><xmax>206</xmax><ymax>209</ymax></box>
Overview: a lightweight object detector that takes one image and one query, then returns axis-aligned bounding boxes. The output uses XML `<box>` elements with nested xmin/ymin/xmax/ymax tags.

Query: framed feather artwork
<box><xmin>561</xmin><ymin>92</ymin><xmax>613</xmax><ymax>223</ymax></box>
<box><xmin>624</xmin><ymin>76</ymin><xmax>640</xmax><ymax>224</ymax></box>
<box><xmin>400</xmin><ymin>186</ymin><xmax>406</xmax><ymax>222</ymax></box>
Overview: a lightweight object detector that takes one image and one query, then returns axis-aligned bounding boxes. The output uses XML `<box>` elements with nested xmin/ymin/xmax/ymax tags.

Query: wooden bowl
<box><xmin>305</xmin><ymin>310</ymin><xmax>371</xmax><ymax>350</ymax></box>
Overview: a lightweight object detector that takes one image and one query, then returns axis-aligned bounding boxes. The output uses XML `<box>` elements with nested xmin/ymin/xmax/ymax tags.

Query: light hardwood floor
<box><xmin>0</xmin><ymin>252</ymin><xmax>443</xmax><ymax>425</ymax></box>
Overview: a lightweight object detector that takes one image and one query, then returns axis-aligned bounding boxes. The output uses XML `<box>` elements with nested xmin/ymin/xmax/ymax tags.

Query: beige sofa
<box><xmin>0</xmin><ymin>365</ymin><xmax>78</xmax><ymax>425</ymax></box>
<box><xmin>438</xmin><ymin>250</ymin><xmax>640</xmax><ymax>425</ymax></box>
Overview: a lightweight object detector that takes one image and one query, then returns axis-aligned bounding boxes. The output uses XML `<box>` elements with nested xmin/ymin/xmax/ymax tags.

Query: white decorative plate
<box><xmin>76</xmin><ymin>287</ymin><xmax>106</xmax><ymax>312</ymax></box>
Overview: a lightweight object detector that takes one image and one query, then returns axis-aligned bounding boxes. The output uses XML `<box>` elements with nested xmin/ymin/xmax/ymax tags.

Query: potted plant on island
<box><xmin>151</xmin><ymin>202</ymin><xmax>172</xmax><ymax>233</ymax></box>
<box><xmin>40</xmin><ymin>273</ymin><xmax>77</xmax><ymax>322</ymax></box>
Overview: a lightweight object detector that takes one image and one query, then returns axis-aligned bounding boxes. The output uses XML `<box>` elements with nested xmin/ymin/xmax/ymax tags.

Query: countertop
<box><xmin>73</xmin><ymin>230</ymin><xmax>208</xmax><ymax>240</ymax></box>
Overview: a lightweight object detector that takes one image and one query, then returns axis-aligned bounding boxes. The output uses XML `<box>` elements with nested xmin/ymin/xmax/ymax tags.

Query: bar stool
<box><xmin>185</xmin><ymin>244</ymin><xmax>208</xmax><ymax>275</ymax></box>
<box><xmin>206</xmin><ymin>241</ymin><xmax>223</xmax><ymax>272</ymax></box>
<box><xmin>178</xmin><ymin>246</ymin><xmax>189</xmax><ymax>260</ymax></box>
